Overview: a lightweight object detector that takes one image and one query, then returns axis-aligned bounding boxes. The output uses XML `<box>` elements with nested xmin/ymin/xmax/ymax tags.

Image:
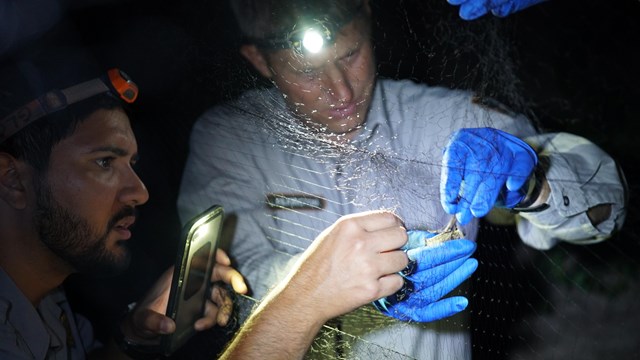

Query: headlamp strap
<box><xmin>0</xmin><ymin>68</ymin><xmax>137</xmax><ymax>143</ymax></box>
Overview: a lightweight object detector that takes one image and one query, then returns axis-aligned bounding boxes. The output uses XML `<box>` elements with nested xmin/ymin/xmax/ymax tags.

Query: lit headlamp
<box><xmin>257</xmin><ymin>17</ymin><xmax>336</xmax><ymax>55</ymax></box>
<box><xmin>291</xmin><ymin>19</ymin><xmax>334</xmax><ymax>54</ymax></box>
<box><xmin>253</xmin><ymin>2</ymin><xmax>364</xmax><ymax>55</ymax></box>
<box><xmin>0</xmin><ymin>68</ymin><xmax>138</xmax><ymax>143</ymax></box>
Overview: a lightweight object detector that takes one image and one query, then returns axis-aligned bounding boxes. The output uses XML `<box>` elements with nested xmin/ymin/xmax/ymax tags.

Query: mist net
<box><xmin>181</xmin><ymin>0</ymin><xmax>640</xmax><ymax>359</ymax></box>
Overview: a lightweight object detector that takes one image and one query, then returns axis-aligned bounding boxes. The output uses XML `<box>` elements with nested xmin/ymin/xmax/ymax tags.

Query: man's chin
<box><xmin>86</xmin><ymin>260</ymin><xmax>131</xmax><ymax>279</ymax></box>
<box><xmin>303</xmin><ymin>119</ymin><xmax>362</xmax><ymax>138</ymax></box>
<box><xmin>324</xmin><ymin>121</ymin><xmax>364</xmax><ymax>140</ymax></box>
<box><xmin>330</xmin><ymin>115</ymin><xmax>363</xmax><ymax>129</ymax></box>
<box><xmin>76</xmin><ymin>246</ymin><xmax>132</xmax><ymax>278</ymax></box>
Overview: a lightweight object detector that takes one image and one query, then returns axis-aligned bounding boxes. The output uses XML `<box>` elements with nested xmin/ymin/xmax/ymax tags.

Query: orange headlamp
<box><xmin>107</xmin><ymin>68</ymin><xmax>138</xmax><ymax>103</ymax></box>
<box><xmin>0</xmin><ymin>68</ymin><xmax>138</xmax><ymax>143</ymax></box>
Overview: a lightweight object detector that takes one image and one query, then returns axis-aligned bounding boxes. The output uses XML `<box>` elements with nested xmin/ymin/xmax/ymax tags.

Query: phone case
<box><xmin>161</xmin><ymin>204</ymin><xmax>224</xmax><ymax>355</ymax></box>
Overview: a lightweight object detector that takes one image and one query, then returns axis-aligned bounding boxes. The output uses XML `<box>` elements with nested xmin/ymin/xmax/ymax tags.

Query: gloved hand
<box><xmin>373</xmin><ymin>230</ymin><xmax>478</xmax><ymax>322</ymax></box>
<box><xmin>447</xmin><ymin>0</ymin><xmax>548</xmax><ymax>20</ymax></box>
<box><xmin>440</xmin><ymin>127</ymin><xmax>537</xmax><ymax>225</ymax></box>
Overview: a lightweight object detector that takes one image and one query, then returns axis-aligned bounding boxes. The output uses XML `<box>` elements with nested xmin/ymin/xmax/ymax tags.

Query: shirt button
<box><xmin>563</xmin><ymin>195</ymin><xmax>570</xmax><ymax>206</ymax></box>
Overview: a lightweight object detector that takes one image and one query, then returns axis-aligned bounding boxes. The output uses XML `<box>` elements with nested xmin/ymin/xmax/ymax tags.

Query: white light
<box><xmin>302</xmin><ymin>29</ymin><xmax>324</xmax><ymax>54</ymax></box>
<box><xmin>193</xmin><ymin>224</ymin><xmax>210</xmax><ymax>242</ymax></box>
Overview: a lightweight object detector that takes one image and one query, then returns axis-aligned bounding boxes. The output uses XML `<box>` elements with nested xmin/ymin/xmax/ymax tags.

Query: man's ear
<box><xmin>240</xmin><ymin>44</ymin><xmax>273</xmax><ymax>78</ymax></box>
<box><xmin>0</xmin><ymin>153</ymin><xmax>28</xmax><ymax>209</ymax></box>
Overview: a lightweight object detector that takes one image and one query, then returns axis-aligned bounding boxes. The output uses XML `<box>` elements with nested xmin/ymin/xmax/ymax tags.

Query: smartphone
<box><xmin>161</xmin><ymin>205</ymin><xmax>224</xmax><ymax>355</ymax></box>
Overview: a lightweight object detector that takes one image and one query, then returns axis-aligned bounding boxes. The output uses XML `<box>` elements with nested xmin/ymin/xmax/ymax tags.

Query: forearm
<box><xmin>219</xmin><ymin>278</ymin><xmax>325</xmax><ymax>360</ymax></box>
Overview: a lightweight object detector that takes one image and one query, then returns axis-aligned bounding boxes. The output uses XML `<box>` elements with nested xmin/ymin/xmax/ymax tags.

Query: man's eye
<box><xmin>96</xmin><ymin>157</ymin><xmax>114</xmax><ymax>169</ymax></box>
<box><xmin>342</xmin><ymin>49</ymin><xmax>358</xmax><ymax>64</ymax></box>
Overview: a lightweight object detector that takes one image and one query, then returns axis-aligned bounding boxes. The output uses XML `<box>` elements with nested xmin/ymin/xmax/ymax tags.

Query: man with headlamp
<box><xmin>1</xmin><ymin>52</ymin><xmax>447</xmax><ymax>359</ymax></box>
<box><xmin>0</xmin><ymin>57</ymin><xmax>251</xmax><ymax>358</ymax></box>
<box><xmin>178</xmin><ymin>0</ymin><xmax>627</xmax><ymax>358</ymax></box>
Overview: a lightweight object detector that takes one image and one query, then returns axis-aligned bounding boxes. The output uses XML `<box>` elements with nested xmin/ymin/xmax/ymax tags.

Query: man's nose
<box><xmin>119</xmin><ymin>168</ymin><xmax>149</xmax><ymax>206</ymax></box>
<box><xmin>323</xmin><ymin>65</ymin><xmax>354</xmax><ymax>103</ymax></box>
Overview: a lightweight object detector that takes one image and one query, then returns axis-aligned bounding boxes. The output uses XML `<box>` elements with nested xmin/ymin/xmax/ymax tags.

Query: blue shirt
<box><xmin>0</xmin><ymin>267</ymin><xmax>96</xmax><ymax>359</ymax></box>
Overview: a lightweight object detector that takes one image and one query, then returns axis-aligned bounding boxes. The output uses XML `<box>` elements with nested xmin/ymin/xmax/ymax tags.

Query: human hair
<box><xmin>0</xmin><ymin>94</ymin><xmax>123</xmax><ymax>173</ymax></box>
<box><xmin>0</xmin><ymin>46</ymin><xmax>130</xmax><ymax>173</ymax></box>
<box><xmin>229</xmin><ymin>0</ymin><xmax>365</xmax><ymax>42</ymax></box>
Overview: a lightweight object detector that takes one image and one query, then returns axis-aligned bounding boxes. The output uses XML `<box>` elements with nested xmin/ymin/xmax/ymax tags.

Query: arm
<box><xmin>516</xmin><ymin>132</ymin><xmax>627</xmax><ymax>249</ymax></box>
<box><xmin>440</xmin><ymin>126</ymin><xmax>627</xmax><ymax>249</ymax></box>
<box><xmin>220</xmin><ymin>211</ymin><xmax>409</xmax><ymax>360</ymax></box>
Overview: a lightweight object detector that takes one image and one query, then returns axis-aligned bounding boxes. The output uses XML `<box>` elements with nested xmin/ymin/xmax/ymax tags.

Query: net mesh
<box><xmin>177</xmin><ymin>1</ymin><xmax>639</xmax><ymax>359</ymax></box>
<box><xmin>57</xmin><ymin>0</ymin><xmax>639</xmax><ymax>359</ymax></box>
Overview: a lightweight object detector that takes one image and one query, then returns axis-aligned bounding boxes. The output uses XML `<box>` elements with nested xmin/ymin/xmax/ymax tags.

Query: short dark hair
<box><xmin>230</xmin><ymin>0</ymin><xmax>364</xmax><ymax>42</ymax></box>
<box><xmin>0</xmin><ymin>94</ymin><xmax>123</xmax><ymax>172</ymax></box>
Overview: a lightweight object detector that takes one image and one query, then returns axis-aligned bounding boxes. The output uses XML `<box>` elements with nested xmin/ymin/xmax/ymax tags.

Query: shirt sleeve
<box><xmin>516</xmin><ymin>132</ymin><xmax>627</xmax><ymax>249</ymax></box>
<box><xmin>468</xmin><ymin>96</ymin><xmax>627</xmax><ymax>249</ymax></box>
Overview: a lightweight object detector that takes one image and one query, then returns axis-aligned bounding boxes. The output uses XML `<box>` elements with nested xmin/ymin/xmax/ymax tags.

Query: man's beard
<box><xmin>34</xmin><ymin>180</ymin><xmax>135</xmax><ymax>278</ymax></box>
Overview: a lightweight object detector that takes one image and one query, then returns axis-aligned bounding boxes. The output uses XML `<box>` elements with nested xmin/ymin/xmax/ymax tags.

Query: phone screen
<box><xmin>183</xmin><ymin>241</ymin><xmax>212</xmax><ymax>301</ymax></box>
<box><xmin>162</xmin><ymin>205</ymin><xmax>223</xmax><ymax>355</ymax></box>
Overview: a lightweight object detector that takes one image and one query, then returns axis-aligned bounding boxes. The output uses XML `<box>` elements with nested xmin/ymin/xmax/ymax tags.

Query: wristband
<box><xmin>512</xmin><ymin>158</ymin><xmax>549</xmax><ymax>212</ymax></box>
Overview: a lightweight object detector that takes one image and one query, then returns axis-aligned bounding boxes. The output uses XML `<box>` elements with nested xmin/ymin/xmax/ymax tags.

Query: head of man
<box><xmin>0</xmin><ymin>68</ymin><xmax>149</xmax><ymax>279</ymax></box>
<box><xmin>231</xmin><ymin>0</ymin><xmax>376</xmax><ymax>139</ymax></box>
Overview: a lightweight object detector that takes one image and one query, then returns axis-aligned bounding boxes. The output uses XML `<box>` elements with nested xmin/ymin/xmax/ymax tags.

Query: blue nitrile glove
<box><xmin>447</xmin><ymin>0</ymin><xmax>548</xmax><ymax>20</ymax></box>
<box><xmin>373</xmin><ymin>230</ymin><xmax>478</xmax><ymax>323</ymax></box>
<box><xmin>440</xmin><ymin>128</ymin><xmax>537</xmax><ymax>225</ymax></box>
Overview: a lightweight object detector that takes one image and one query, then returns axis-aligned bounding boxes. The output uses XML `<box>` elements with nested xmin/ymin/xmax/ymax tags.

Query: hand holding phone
<box><xmin>115</xmin><ymin>205</ymin><xmax>245</xmax><ymax>357</ymax></box>
<box><xmin>162</xmin><ymin>205</ymin><xmax>225</xmax><ymax>355</ymax></box>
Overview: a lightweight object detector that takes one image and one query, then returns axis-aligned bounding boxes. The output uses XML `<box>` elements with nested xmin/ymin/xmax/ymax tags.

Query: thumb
<box><xmin>131</xmin><ymin>308</ymin><xmax>176</xmax><ymax>337</ymax></box>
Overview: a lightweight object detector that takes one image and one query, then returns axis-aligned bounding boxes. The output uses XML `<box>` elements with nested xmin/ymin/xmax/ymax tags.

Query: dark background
<box><xmin>3</xmin><ymin>0</ymin><xmax>639</xmax><ymax>358</ymax></box>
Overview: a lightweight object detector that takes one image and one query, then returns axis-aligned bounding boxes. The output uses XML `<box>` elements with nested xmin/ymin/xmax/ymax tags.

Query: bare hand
<box><xmin>121</xmin><ymin>249</ymin><xmax>247</xmax><ymax>341</ymax></box>
<box><xmin>286</xmin><ymin>210</ymin><xmax>409</xmax><ymax>321</ymax></box>
<box><xmin>195</xmin><ymin>249</ymin><xmax>248</xmax><ymax>330</ymax></box>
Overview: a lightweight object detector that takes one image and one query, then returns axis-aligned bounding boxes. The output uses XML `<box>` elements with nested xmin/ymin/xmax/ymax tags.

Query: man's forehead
<box><xmin>243</xmin><ymin>0</ymin><xmax>365</xmax><ymax>42</ymax></box>
<box><xmin>60</xmin><ymin>108</ymin><xmax>136</xmax><ymax>151</ymax></box>
<box><xmin>275</xmin><ymin>21</ymin><xmax>367</xmax><ymax>66</ymax></box>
